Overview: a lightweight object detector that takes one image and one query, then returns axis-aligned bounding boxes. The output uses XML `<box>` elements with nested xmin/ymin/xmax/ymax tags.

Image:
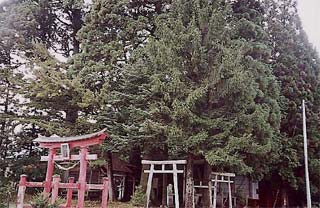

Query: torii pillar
<box><xmin>44</xmin><ymin>148</ymin><xmax>56</xmax><ymax>194</ymax></box>
<box><xmin>78</xmin><ymin>146</ymin><xmax>88</xmax><ymax>207</ymax></box>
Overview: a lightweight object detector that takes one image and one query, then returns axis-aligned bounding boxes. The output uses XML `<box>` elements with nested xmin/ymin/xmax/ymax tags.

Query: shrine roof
<box><xmin>33</xmin><ymin>129</ymin><xmax>107</xmax><ymax>143</ymax></box>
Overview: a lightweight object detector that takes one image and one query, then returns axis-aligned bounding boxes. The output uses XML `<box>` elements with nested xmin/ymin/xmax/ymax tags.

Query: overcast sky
<box><xmin>0</xmin><ymin>0</ymin><xmax>319</xmax><ymax>52</ymax></box>
<box><xmin>297</xmin><ymin>0</ymin><xmax>320</xmax><ymax>52</ymax></box>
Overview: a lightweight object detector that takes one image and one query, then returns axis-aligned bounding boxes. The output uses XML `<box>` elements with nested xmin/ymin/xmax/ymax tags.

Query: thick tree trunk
<box><xmin>107</xmin><ymin>151</ymin><xmax>116</xmax><ymax>201</ymax></box>
<box><xmin>66</xmin><ymin>108</ymin><xmax>78</xmax><ymax>123</ymax></box>
<box><xmin>70</xmin><ymin>8</ymin><xmax>83</xmax><ymax>55</ymax></box>
<box><xmin>0</xmin><ymin>82</ymin><xmax>9</xmax><ymax>148</ymax></box>
<box><xmin>139</xmin><ymin>153</ymin><xmax>153</xmax><ymax>208</ymax></box>
<box><xmin>185</xmin><ymin>153</ymin><xmax>194</xmax><ymax>208</ymax></box>
<box><xmin>62</xmin><ymin>7</ymin><xmax>82</xmax><ymax>127</ymax></box>
<box><xmin>202</xmin><ymin>161</ymin><xmax>212</xmax><ymax>207</ymax></box>
<box><xmin>139</xmin><ymin>153</ymin><xmax>152</xmax><ymax>191</ymax></box>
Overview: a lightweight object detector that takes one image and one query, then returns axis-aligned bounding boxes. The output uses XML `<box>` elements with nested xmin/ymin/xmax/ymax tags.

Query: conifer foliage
<box><xmin>72</xmin><ymin>0</ymin><xmax>171</xmax><ymax>153</ymax></box>
<box><xmin>120</xmin><ymin>0</ymin><xmax>281</xmax><ymax>177</ymax></box>
<box><xmin>0</xmin><ymin>0</ymin><xmax>320</xmax><ymax>205</ymax></box>
<box><xmin>0</xmin><ymin>1</ymin><xmax>45</xmax><ymax>196</ymax></box>
<box><xmin>264</xmin><ymin>0</ymin><xmax>320</xmax><ymax>203</ymax></box>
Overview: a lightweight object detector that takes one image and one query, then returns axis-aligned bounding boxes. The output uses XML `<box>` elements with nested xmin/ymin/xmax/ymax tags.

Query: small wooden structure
<box><xmin>16</xmin><ymin>129</ymin><xmax>109</xmax><ymax>208</ymax></box>
<box><xmin>142</xmin><ymin>160</ymin><xmax>187</xmax><ymax>208</ymax></box>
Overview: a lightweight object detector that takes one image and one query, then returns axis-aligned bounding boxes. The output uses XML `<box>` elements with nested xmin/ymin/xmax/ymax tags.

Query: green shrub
<box><xmin>0</xmin><ymin>182</ymin><xmax>15</xmax><ymax>208</ymax></box>
<box><xmin>234</xmin><ymin>190</ymin><xmax>246</xmax><ymax>206</ymax></box>
<box><xmin>30</xmin><ymin>192</ymin><xmax>63</xmax><ymax>208</ymax></box>
<box><xmin>130</xmin><ymin>185</ymin><xmax>146</xmax><ymax>207</ymax></box>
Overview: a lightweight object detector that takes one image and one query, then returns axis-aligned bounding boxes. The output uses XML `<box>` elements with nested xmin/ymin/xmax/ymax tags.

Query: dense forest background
<box><xmin>0</xmin><ymin>0</ymin><xmax>319</xmax><ymax>206</ymax></box>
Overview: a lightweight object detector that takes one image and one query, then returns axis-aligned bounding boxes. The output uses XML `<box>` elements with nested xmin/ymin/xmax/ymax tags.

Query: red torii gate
<box><xmin>16</xmin><ymin>129</ymin><xmax>109</xmax><ymax>208</ymax></box>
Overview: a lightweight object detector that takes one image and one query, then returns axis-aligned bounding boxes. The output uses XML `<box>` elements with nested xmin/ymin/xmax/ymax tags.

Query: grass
<box><xmin>82</xmin><ymin>201</ymin><xmax>137</xmax><ymax>208</ymax></box>
<box><xmin>13</xmin><ymin>194</ymin><xmax>142</xmax><ymax>208</ymax></box>
<box><xmin>71</xmin><ymin>200</ymin><xmax>141</xmax><ymax>208</ymax></box>
<box><xmin>19</xmin><ymin>196</ymin><xmax>140</xmax><ymax>208</ymax></box>
<box><xmin>106</xmin><ymin>201</ymin><xmax>140</xmax><ymax>208</ymax></box>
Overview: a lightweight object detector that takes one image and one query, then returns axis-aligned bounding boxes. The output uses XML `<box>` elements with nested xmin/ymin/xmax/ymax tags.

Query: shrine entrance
<box><xmin>16</xmin><ymin>129</ymin><xmax>109</xmax><ymax>208</ymax></box>
<box><xmin>142</xmin><ymin>160</ymin><xmax>187</xmax><ymax>208</ymax></box>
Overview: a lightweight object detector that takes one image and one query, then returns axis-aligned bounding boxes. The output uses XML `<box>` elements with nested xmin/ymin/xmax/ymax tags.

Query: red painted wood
<box><xmin>17</xmin><ymin>175</ymin><xmax>27</xmax><ymax>208</ymax></box>
<box><xmin>19</xmin><ymin>175</ymin><xmax>27</xmax><ymax>186</ymax></box>
<box><xmin>65</xmin><ymin>177</ymin><xmax>74</xmax><ymax>208</ymax></box>
<box><xmin>51</xmin><ymin>175</ymin><xmax>60</xmax><ymax>204</ymax></box>
<box><xmin>17</xmin><ymin>174</ymin><xmax>109</xmax><ymax>208</ymax></box>
<box><xmin>39</xmin><ymin>133</ymin><xmax>107</xmax><ymax>149</ymax></box>
<box><xmin>101</xmin><ymin>177</ymin><xmax>109</xmax><ymax>208</ymax></box>
<box><xmin>44</xmin><ymin>148</ymin><xmax>56</xmax><ymax>194</ymax></box>
<box><xmin>86</xmin><ymin>184</ymin><xmax>104</xmax><ymax>190</ymax></box>
<box><xmin>19</xmin><ymin>131</ymin><xmax>110</xmax><ymax>208</ymax></box>
<box><xmin>26</xmin><ymin>182</ymin><xmax>44</xmax><ymax>188</ymax></box>
<box><xmin>58</xmin><ymin>182</ymin><xmax>78</xmax><ymax>189</ymax></box>
<box><xmin>77</xmin><ymin>147</ymin><xmax>88</xmax><ymax>208</ymax></box>
<box><xmin>41</xmin><ymin>154</ymin><xmax>98</xmax><ymax>161</ymax></box>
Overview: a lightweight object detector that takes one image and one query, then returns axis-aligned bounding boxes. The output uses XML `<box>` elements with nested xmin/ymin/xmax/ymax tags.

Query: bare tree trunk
<box><xmin>139</xmin><ymin>153</ymin><xmax>152</xmax><ymax>191</ymax></box>
<box><xmin>107</xmin><ymin>151</ymin><xmax>115</xmax><ymax>201</ymax></box>
<box><xmin>66</xmin><ymin>108</ymin><xmax>78</xmax><ymax>123</ymax></box>
<box><xmin>202</xmin><ymin>161</ymin><xmax>212</xmax><ymax>207</ymax></box>
<box><xmin>185</xmin><ymin>153</ymin><xmax>194</xmax><ymax>208</ymax></box>
<box><xmin>70</xmin><ymin>8</ymin><xmax>82</xmax><ymax>55</ymax></box>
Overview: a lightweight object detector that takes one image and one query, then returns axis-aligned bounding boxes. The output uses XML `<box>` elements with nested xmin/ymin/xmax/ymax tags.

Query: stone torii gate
<box><xmin>142</xmin><ymin>160</ymin><xmax>187</xmax><ymax>208</ymax></box>
<box><xmin>211</xmin><ymin>172</ymin><xmax>235</xmax><ymax>208</ymax></box>
<box><xmin>16</xmin><ymin>129</ymin><xmax>109</xmax><ymax>208</ymax></box>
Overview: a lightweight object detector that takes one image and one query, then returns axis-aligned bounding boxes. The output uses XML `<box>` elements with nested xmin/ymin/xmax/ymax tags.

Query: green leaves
<box><xmin>103</xmin><ymin>0</ymin><xmax>281</xmax><ymax>177</ymax></box>
<box><xmin>0</xmin><ymin>0</ymin><xmax>319</xmax><ymax>203</ymax></box>
<box><xmin>263</xmin><ymin>0</ymin><xmax>320</xmax><ymax>197</ymax></box>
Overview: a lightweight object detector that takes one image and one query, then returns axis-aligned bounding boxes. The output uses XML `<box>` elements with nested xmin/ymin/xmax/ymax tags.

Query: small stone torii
<box><xmin>16</xmin><ymin>129</ymin><xmax>109</xmax><ymax>208</ymax></box>
<box><xmin>212</xmin><ymin>172</ymin><xmax>235</xmax><ymax>208</ymax></box>
<box><xmin>142</xmin><ymin>160</ymin><xmax>187</xmax><ymax>208</ymax></box>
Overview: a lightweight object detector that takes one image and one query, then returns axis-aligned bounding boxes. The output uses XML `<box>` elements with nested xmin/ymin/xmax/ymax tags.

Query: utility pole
<box><xmin>302</xmin><ymin>100</ymin><xmax>312</xmax><ymax>208</ymax></box>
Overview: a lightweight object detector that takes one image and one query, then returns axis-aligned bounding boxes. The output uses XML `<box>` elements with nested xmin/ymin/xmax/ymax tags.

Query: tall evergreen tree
<box><xmin>72</xmin><ymin>0</ymin><xmax>172</xmax><ymax>156</ymax></box>
<box><xmin>0</xmin><ymin>1</ymin><xmax>45</xmax><ymax>200</ymax></box>
<box><xmin>124</xmin><ymin>0</ymin><xmax>280</xmax><ymax>175</ymax></box>
<box><xmin>19</xmin><ymin>0</ymin><xmax>91</xmax><ymax>135</ymax></box>
<box><xmin>1</xmin><ymin>0</ymin><xmax>319</xmax><ymax>206</ymax></box>
<box><xmin>112</xmin><ymin>2</ymin><xmax>281</xmax><ymax>206</ymax></box>
<box><xmin>73</xmin><ymin>0</ymin><xmax>172</xmax><ymax>200</ymax></box>
<box><xmin>264</xmin><ymin>0</ymin><xmax>320</xmax><ymax>205</ymax></box>
<box><xmin>0</xmin><ymin>0</ymin><xmax>89</xmax><ymax>196</ymax></box>
<box><xmin>231</xmin><ymin>0</ymin><xmax>282</xmax><ymax>178</ymax></box>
